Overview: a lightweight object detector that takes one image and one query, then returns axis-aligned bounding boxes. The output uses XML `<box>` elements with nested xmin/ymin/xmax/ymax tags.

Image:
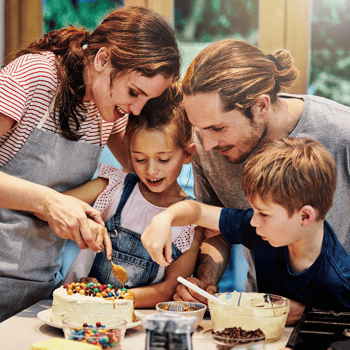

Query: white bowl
<box><xmin>156</xmin><ymin>301</ymin><xmax>207</xmax><ymax>328</ymax></box>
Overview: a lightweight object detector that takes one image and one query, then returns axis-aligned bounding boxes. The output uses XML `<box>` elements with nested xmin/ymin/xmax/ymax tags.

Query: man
<box><xmin>142</xmin><ymin>39</ymin><xmax>350</xmax><ymax>324</ymax></box>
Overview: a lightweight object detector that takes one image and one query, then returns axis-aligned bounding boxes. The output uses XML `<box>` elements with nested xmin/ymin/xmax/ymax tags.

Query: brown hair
<box><xmin>16</xmin><ymin>6</ymin><xmax>180</xmax><ymax>140</ymax></box>
<box><xmin>182</xmin><ymin>39</ymin><xmax>298</xmax><ymax>120</ymax></box>
<box><xmin>125</xmin><ymin>81</ymin><xmax>192</xmax><ymax>154</ymax></box>
<box><xmin>241</xmin><ymin>137</ymin><xmax>337</xmax><ymax>221</ymax></box>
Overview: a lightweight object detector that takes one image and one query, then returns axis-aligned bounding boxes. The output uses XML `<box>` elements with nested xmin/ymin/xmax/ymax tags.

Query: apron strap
<box><xmin>105</xmin><ymin>173</ymin><xmax>140</xmax><ymax>229</ymax></box>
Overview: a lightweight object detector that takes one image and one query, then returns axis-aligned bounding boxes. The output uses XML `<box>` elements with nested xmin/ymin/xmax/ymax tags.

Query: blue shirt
<box><xmin>219</xmin><ymin>208</ymin><xmax>350</xmax><ymax>311</ymax></box>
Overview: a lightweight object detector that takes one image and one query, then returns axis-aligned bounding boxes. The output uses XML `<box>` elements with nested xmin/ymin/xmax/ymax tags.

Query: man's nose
<box><xmin>202</xmin><ymin>132</ymin><xmax>219</xmax><ymax>151</ymax></box>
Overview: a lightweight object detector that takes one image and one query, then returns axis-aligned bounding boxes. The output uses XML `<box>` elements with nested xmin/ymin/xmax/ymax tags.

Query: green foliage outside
<box><xmin>43</xmin><ymin>0</ymin><xmax>122</xmax><ymax>32</ymax></box>
<box><xmin>174</xmin><ymin>0</ymin><xmax>258</xmax><ymax>45</ymax></box>
<box><xmin>310</xmin><ymin>0</ymin><xmax>350</xmax><ymax>106</ymax></box>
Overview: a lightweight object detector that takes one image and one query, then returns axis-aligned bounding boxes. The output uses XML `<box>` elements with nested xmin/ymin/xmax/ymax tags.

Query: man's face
<box><xmin>183</xmin><ymin>93</ymin><xmax>267</xmax><ymax>164</ymax></box>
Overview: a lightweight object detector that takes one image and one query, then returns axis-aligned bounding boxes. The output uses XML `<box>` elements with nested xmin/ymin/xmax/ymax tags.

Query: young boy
<box><xmin>142</xmin><ymin>137</ymin><xmax>350</xmax><ymax>311</ymax></box>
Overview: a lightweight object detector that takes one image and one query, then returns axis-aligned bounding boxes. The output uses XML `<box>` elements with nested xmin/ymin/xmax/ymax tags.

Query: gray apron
<box><xmin>0</xmin><ymin>99</ymin><xmax>103</xmax><ymax>321</ymax></box>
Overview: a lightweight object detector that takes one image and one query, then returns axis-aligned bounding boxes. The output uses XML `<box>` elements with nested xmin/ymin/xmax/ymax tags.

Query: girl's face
<box><xmin>130</xmin><ymin>128</ymin><xmax>192</xmax><ymax>195</ymax></box>
<box><xmin>84</xmin><ymin>50</ymin><xmax>173</xmax><ymax>122</ymax></box>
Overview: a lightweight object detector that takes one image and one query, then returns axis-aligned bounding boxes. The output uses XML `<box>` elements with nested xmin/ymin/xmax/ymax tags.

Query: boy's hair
<box><xmin>241</xmin><ymin>137</ymin><xmax>337</xmax><ymax>221</ymax></box>
<box><xmin>125</xmin><ymin>81</ymin><xmax>193</xmax><ymax>154</ymax></box>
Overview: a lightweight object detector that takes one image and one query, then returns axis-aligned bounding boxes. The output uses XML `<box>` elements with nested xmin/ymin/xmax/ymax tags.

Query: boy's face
<box><xmin>249</xmin><ymin>197</ymin><xmax>304</xmax><ymax>247</ymax></box>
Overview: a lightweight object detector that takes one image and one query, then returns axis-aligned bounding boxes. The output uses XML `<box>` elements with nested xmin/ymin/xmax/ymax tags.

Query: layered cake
<box><xmin>51</xmin><ymin>282</ymin><xmax>135</xmax><ymax>324</ymax></box>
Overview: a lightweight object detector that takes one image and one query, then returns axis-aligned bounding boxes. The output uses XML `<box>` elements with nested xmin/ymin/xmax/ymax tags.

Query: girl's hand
<box><xmin>41</xmin><ymin>193</ymin><xmax>105</xmax><ymax>252</ymax></box>
<box><xmin>141</xmin><ymin>213</ymin><xmax>173</xmax><ymax>266</ymax></box>
<box><xmin>80</xmin><ymin>277</ymin><xmax>99</xmax><ymax>285</ymax></box>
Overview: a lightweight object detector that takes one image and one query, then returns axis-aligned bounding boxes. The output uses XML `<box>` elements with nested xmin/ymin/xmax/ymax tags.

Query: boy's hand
<box><xmin>141</xmin><ymin>213</ymin><xmax>173</xmax><ymax>266</ymax></box>
<box><xmin>286</xmin><ymin>299</ymin><xmax>306</xmax><ymax>325</ymax></box>
<box><xmin>87</xmin><ymin>218</ymin><xmax>112</xmax><ymax>260</ymax></box>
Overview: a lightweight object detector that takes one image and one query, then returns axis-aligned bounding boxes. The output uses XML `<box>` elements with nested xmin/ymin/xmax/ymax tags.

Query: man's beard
<box><xmin>221</xmin><ymin>123</ymin><xmax>268</xmax><ymax>164</ymax></box>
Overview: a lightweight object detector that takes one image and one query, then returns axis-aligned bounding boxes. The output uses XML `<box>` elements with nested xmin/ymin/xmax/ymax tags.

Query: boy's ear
<box><xmin>184</xmin><ymin>143</ymin><xmax>196</xmax><ymax>164</ymax></box>
<box><xmin>300</xmin><ymin>205</ymin><xmax>316</xmax><ymax>226</ymax></box>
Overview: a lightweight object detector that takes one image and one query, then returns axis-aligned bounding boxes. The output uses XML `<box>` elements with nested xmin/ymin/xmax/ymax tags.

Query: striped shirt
<box><xmin>0</xmin><ymin>52</ymin><xmax>128</xmax><ymax>167</ymax></box>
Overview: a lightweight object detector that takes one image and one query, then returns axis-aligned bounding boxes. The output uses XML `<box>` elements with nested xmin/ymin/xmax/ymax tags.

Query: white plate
<box><xmin>37</xmin><ymin>308</ymin><xmax>143</xmax><ymax>330</ymax></box>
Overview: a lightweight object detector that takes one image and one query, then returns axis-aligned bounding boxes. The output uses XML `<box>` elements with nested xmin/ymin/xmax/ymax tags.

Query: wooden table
<box><xmin>0</xmin><ymin>300</ymin><xmax>293</xmax><ymax>349</ymax></box>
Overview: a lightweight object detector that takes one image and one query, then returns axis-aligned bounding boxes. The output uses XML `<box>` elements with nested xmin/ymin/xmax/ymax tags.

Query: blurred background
<box><xmin>1</xmin><ymin>0</ymin><xmax>349</xmax><ymax>292</ymax></box>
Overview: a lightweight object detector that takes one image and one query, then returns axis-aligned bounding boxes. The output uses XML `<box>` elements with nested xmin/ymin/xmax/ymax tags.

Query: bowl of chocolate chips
<box><xmin>204</xmin><ymin>327</ymin><xmax>266</xmax><ymax>349</ymax></box>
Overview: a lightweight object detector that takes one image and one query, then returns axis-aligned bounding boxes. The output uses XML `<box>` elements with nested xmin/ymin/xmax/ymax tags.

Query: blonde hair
<box><xmin>182</xmin><ymin>39</ymin><xmax>298</xmax><ymax>119</ymax></box>
<box><xmin>242</xmin><ymin>137</ymin><xmax>337</xmax><ymax>221</ymax></box>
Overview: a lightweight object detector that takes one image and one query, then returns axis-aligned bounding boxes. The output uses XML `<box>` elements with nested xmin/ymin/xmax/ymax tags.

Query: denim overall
<box><xmin>90</xmin><ymin>173</ymin><xmax>187</xmax><ymax>289</ymax></box>
<box><xmin>0</xmin><ymin>98</ymin><xmax>102</xmax><ymax>321</ymax></box>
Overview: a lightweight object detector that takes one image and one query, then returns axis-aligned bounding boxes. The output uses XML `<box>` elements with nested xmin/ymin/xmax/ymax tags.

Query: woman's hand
<box><xmin>87</xmin><ymin>217</ymin><xmax>112</xmax><ymax>259</ymax></box>
<box><xmin>41</xmin><ymin>193</ymin><xmax>105</xmax><ymax>252</ymax></box>
<box><xmin>141</xmin><ymin>213</ymin><xmax>173</xmax><ymax>266</ymax></box>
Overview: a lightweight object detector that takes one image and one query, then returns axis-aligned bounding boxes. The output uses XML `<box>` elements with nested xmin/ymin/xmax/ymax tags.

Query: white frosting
<box><xmin>51</xmin><ymin>286</ymin><xmax>134</xmax><ymax>324</ymax></box>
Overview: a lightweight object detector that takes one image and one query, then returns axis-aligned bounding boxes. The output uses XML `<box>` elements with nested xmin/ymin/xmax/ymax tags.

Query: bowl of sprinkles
<box><xmin>62</xmin><ymin>314</ymin><xmax>127</xmax><ymax>349</ymax></box>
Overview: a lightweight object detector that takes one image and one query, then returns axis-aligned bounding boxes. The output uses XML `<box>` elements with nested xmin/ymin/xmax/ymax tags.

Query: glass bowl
<box><xmin>208</xmin><ymin>292</ymin><xmax>290</xmax><ymax>342</ymax></box>
<box><xmin>156</xmin><ymin>301</ymin><xmax>207</xmax><ymax>328</ymax></box>
<box><xmin>203</xmin><ymin>328</ymin><xmax>266</xmax><ymax>349</ymax></box>
<box><xmin>62</xmin><ymin>315</ymin><xmax>127</xmax><ymax>349</ymax></box>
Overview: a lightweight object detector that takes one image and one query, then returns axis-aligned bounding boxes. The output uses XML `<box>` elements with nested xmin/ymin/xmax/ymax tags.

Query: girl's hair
<box><xmin>16</xmin><ymin>6</ymin><xmax>180</xmax><ymax>140</ymax></box>
<box><xmin>182</xmin><ymin>39</ymin><xmax>298</xmax><ymax>120</ymax></box>
<box><xmin>241</xmin><ymin>137</ymin><xmax>337</xmax><ymax>221</ymax></box>
<box><xmin>125</xmin><ymin>81</ymin><xmax>192</xmax><ymax>154</ymax></box>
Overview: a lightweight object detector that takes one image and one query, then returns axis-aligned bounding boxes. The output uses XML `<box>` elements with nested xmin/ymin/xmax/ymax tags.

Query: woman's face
<box><xmin>85</xmin><ymin>62</ymin><xmax>173</xmax><ymax>123</ymax></box>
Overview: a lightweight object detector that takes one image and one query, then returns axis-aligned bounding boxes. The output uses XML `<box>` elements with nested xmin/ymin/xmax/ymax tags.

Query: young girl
<box><xmin>63</xmin><ymin>83</ymin><xmax>203</xmax><ymax>308</ymax></box>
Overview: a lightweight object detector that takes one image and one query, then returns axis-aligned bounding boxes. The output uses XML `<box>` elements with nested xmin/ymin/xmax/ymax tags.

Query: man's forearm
<box><xmin>196</xmin><ymin>231</ymin><xmax>231</xmax><ymax>286</ymax></box>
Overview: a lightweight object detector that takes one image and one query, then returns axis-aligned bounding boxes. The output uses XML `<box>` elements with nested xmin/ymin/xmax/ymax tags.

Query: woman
<box><xmin>0</xmin><ymin>5</ymin><xmax>180</xmax><ymax>321</ymax></box>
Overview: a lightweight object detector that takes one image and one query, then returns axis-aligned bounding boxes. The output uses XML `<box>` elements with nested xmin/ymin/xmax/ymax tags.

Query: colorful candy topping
<box><xmin>67</xmin><ymin>321</ymin><xmax>123</xmax><ymax>349</ymax></box>
<box><xmin>63</xmin><ymin>283</ymin><xmax>131</xmax><ymax>299</ymax></box>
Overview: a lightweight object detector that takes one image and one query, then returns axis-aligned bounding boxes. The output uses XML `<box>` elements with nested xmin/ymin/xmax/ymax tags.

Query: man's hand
<box><xmin>173</xmin><ymin>277</ymin><xmax>219</xmax><ymax>304</ymax></box>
